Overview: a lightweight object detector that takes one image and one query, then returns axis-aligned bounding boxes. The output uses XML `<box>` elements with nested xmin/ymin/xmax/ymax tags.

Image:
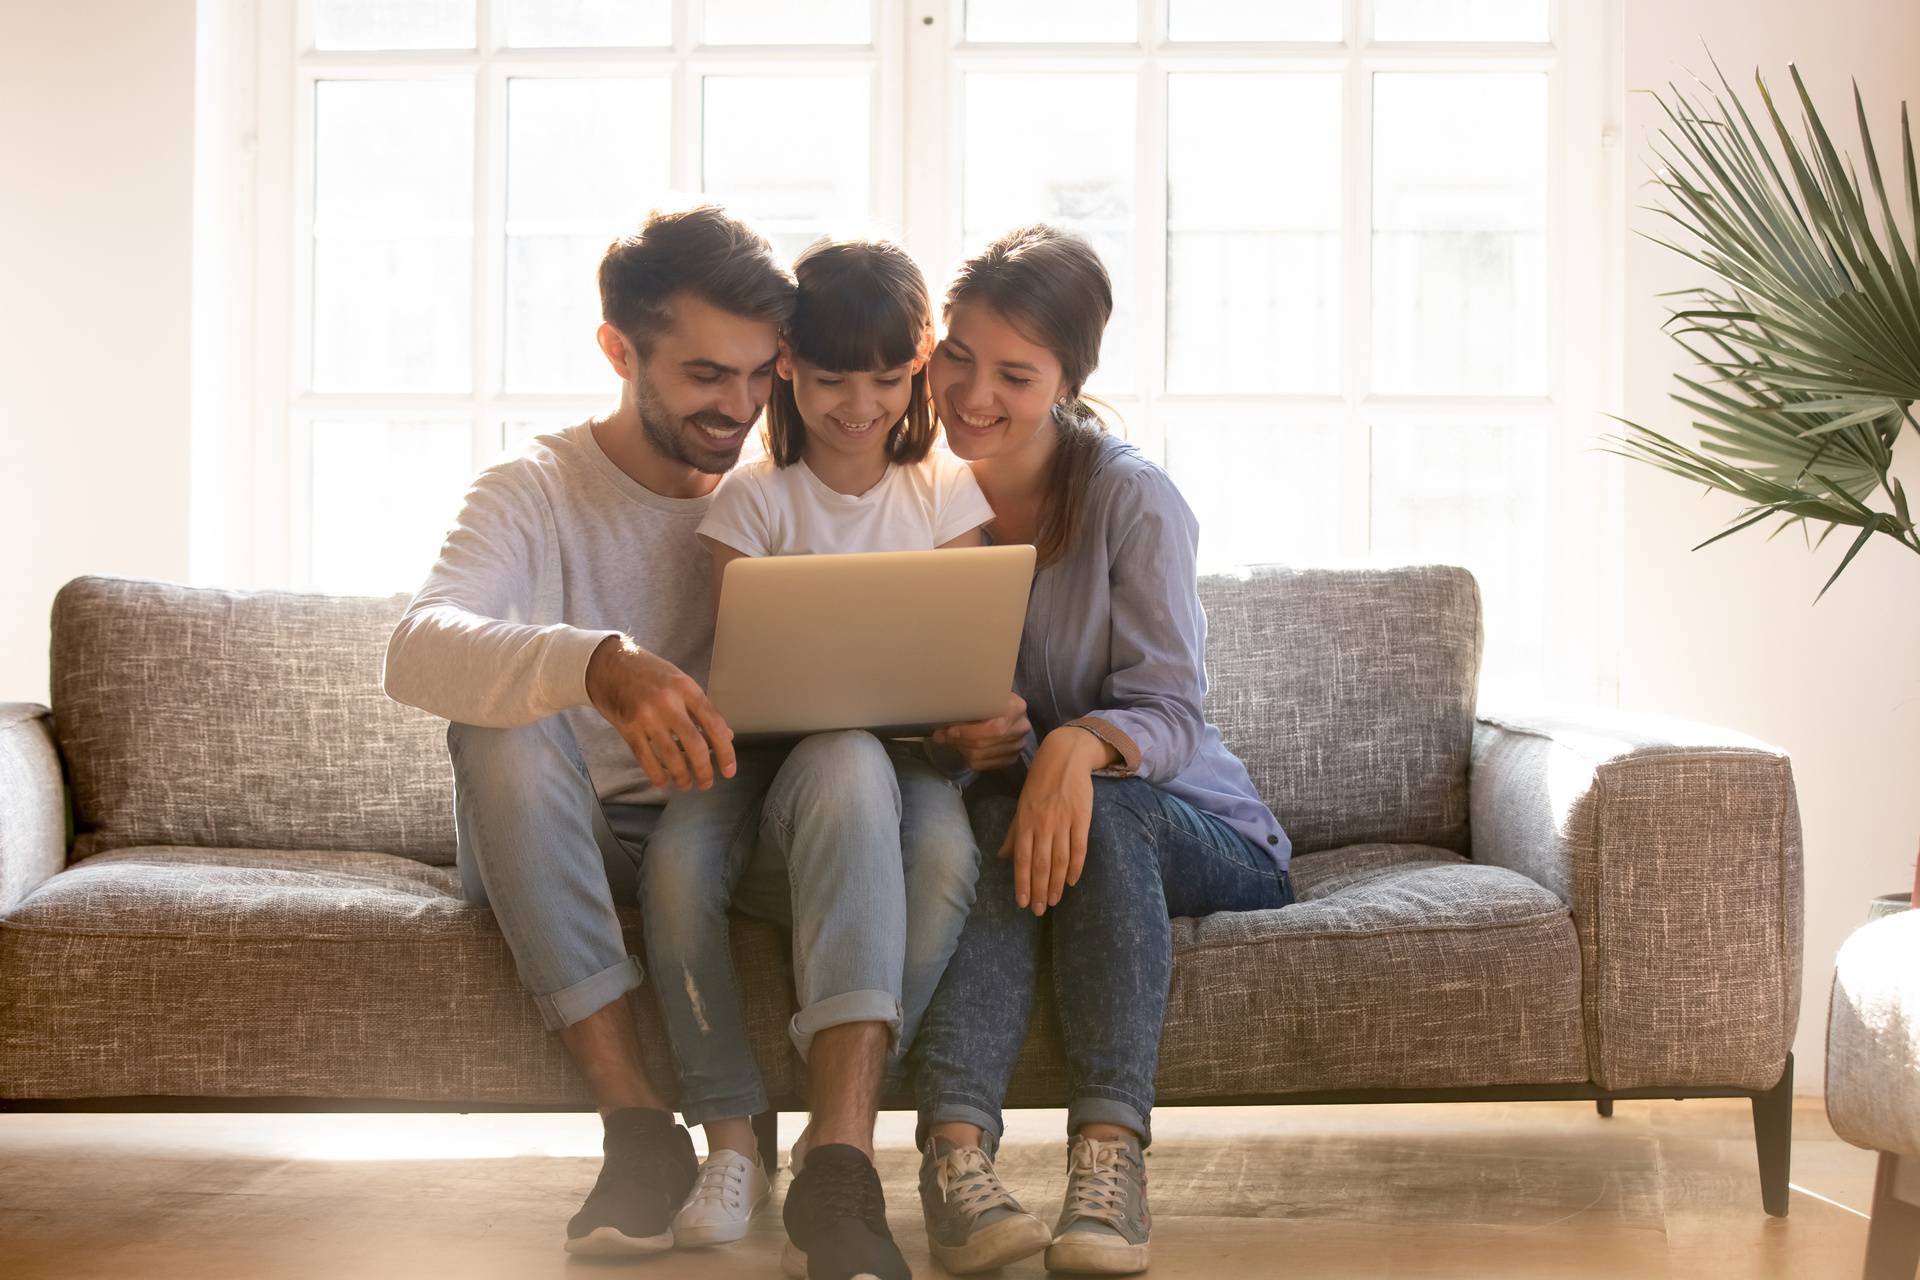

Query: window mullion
<box><xmin>1134</xmin><ymin>55</ymin><xmax>1166</xmax><ymax>463</ymax></box>
<box><xmin>1341</xmin><ymin>1</ymin><xmax>1374</xmax><ymax>559</ymax></box>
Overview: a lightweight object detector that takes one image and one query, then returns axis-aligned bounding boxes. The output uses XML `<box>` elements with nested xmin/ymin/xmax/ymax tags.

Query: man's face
<box><xmin>625</xmin><ymin>293</ymin><xmax>780</xmax><ymax>475</ymax></box>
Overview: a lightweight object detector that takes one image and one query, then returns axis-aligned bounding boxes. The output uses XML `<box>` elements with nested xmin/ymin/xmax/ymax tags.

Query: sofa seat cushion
<box><xmin>999</xmin><ymin>844</ymin><xmax>1588</xmax><ymax>1104</ymax></box>
<box><xmin>0</xmin><ymin>847</ymin><xmax>795</xmax><ymax>1104</ymax></box>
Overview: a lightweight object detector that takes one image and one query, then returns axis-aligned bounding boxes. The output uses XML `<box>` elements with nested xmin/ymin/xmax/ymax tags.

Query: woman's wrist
<box><xmin>1044</xmin><ymin>724</ymin><xmax>1120</xmax><ymax>772</ymax></box>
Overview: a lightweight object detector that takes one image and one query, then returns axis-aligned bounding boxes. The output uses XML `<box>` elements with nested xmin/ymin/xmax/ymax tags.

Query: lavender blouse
<box><xmin>997</xmin><ymin>433</ymin><xmax>1291</xmax><ymax>870</ymax></box>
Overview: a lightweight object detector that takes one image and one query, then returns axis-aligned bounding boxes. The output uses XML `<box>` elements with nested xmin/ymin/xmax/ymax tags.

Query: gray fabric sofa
<box><xmin>0</xmin><ymin>571</ymin><xmax>1803</xmax><ymax>1213</ymax></box>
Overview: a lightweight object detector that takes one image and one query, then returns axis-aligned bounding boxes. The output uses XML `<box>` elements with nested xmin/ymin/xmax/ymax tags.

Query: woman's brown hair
<box><xmin>764</xmin><ymin>239</ymin><xmax>936</xmax><ymax>467</ymax></box>
<box><xmin>940</xmin><ymin>224</ymin><xmax>1115</xmax><ymax>569</ymax></box>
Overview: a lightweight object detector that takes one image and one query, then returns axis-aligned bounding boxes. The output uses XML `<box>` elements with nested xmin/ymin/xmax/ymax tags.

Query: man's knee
<box><xmin>446</xmin><ymin>717</ymin><xmax>579</xmax><ymax>793</ymax></box>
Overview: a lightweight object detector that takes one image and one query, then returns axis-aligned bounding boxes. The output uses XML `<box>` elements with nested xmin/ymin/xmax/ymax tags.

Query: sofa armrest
<box><xmin>1470</xmin><ymin>709</ymin><xmax>1802</xmax><ymax>1091</ymax></box>
<box><xmin>0</xmin><ymin>702</ymin><xmax>68</xmax><ymax>916</ymax></box>
<box><xmin>1827</xmin><ymin>910</ymin><xmax>1920</xmax><ymax>1157</ymax></box>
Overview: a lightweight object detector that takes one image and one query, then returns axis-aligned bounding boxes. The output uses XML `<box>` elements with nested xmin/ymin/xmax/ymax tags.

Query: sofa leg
<box><xmin>1863</xmin><ymin>1152</ymin><xmax>1920</xmax><ymax>1280</ymax></box>
<box><xmin>1750</xmin><ymin>1054</ymin><xmax>1793</xmax><ymax>1217</ymax></box>
<box><xmin>1595</xmin><ymin>1098</ymin><xmax>1613</xmax><ymax>1118</ymax></box>
<box><xmin>754</xmin><ymin>1109</ymin><xmax>781</xmax><ymax>1176</ymax></box>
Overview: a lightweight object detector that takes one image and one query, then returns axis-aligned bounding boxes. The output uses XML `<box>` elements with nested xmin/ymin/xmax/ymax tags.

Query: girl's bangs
<box><xmin>790</xmin><ymin>283</ymin><xmax>925</xmax><ymax>374</ymax></box>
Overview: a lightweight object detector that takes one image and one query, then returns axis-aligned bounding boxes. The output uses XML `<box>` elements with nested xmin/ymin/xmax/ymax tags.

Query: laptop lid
<box><xmin>707</xmin><ymin>544</ymin><xmax>1036</xmax><ymax>741</ymax></box>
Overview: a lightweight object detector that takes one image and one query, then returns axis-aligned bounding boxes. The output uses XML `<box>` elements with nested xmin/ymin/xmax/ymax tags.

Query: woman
<box><xmin>910</xmin><ymin>224</ymin><xmax>1295</xmax><ymax>1277</ymax></box>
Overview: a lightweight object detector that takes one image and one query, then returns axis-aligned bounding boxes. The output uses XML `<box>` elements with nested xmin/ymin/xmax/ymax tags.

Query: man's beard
<box><xmin>632</xmin><ymin>365</ymin><xmax>754</xmax><ymax>475</ymax></box>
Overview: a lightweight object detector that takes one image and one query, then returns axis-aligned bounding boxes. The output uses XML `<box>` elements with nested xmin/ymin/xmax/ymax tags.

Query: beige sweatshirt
<box><xmin>383</xmin><ymin>421</ymin><xmax>715</xmax><ymax>806</ymax></box>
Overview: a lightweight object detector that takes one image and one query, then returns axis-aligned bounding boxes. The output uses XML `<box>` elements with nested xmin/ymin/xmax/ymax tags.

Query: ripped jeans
<box><xmin>639</xmin><ymin>732</ymin><xmax>980</xmax><ymax>1127</ymax></box>
<box><xmin>911</xmin><ymin>771</ymin><xmax>1293</xmax><ymax>1148</ymax></box>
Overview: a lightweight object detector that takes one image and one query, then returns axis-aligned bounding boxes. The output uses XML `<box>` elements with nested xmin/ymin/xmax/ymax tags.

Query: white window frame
<box><xmin>214</xmin><ymin>0</ymin><xmax>1621</xmax><ymax>703</ymax></box>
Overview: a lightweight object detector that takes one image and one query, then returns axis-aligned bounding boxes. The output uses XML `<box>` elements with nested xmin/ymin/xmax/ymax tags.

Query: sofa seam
<box><xmin>1175</xmin><ymin>908</ymin><xmax>1573</xmax><ymax>953</ymax></box>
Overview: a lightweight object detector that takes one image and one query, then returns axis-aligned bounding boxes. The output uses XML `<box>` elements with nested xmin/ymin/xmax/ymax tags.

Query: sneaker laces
<box><xmin>691</xmin><ymin>1154</ymin><xmax>749</xmax><ymax>1210</ymax></box>
<box><xmin>934</xmin><ymin>1146</ymin><xmax>1020</xmax><ymax>1220</ymax></box>
<box><xmin>1062</xmin><ymin>1138</ymin><xmax>1137</xmax><ymax>1230</ymax></box>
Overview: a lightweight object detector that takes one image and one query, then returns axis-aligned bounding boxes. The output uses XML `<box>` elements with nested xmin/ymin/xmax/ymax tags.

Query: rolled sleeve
<box><xmin>1076</xmin><ymin>472</ymin><xmax>1209</xmax><ymax>784</ymax></box>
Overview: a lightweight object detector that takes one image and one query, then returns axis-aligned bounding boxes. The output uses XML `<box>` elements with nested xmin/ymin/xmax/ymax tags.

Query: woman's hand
<box><xmin>931</xmin><ymin>693</ymin><xmax>1031</xmax><ymax>772</ymax></box>
<box><xmin>1002</xmin><ymin>727</ymin><xmax>1118</xmax><ymax>915</ymax></box>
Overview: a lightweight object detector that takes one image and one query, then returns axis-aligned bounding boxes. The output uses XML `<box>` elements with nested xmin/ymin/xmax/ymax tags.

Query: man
<box><xmin>384</xmin><ymin>205</ymin><xmax>945</xmax><ymax>1280</ymax></box>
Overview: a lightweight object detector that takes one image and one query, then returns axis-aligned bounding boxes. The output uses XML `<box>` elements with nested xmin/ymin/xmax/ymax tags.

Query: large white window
<box><xmin>229</xmin><ymin>0</ymin><xmax>1618</xmax><ymax>703</ymax></box>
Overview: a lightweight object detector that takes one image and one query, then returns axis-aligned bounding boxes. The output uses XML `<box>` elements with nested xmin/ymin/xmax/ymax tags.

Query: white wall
<box><xmin>0</xmin><ymin>0</ymin><xmax>198</xmax><ymax>705</ymax></box>
<box><xmin>1621</xmin><ymin>0</ymin><xmax>1920</xmax><ymax>1093</ymax></box>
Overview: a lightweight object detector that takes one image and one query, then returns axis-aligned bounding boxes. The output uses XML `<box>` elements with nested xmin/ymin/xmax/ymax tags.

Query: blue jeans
<box><xmin>911</xmin><ymin>771</ymin><xmax>1294</xmax><ymax>1148</ymax></box>
<box><xmin>447</xmin><ymin>717</ymin><xmax>972</xmax><ymax>1093</ymax></box>
<box><xmin>640</xmin><ymin>732</ymin><xmax>980</xmax><ymax>1125</ymax></box>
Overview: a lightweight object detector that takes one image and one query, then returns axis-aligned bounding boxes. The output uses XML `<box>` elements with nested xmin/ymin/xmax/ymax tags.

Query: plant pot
<box><xmin>1868</xmin><ymin>892</ymin><xmax>1914</xmax><ymax>922</ymax></box>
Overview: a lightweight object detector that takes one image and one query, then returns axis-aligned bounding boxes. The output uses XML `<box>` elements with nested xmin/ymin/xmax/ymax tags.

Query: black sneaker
<box><xmin>564</xmin><ymin>1107</ymin><xmax>698</xmax><ymax>1257</ymax></box>
<box><xmin>780</xmin><ymin>1143</ymin><xmax>911</xmax><ymax>1280</ymax></box>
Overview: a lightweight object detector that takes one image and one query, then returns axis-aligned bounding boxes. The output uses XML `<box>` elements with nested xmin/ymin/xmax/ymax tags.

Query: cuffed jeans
<box><xmin>911</xmin><ymin>771</ymin><xmax>1294</xmax><ymax>1149</ymax></box>
<box><xmin>640</xmin><ymin>732</ymin><xmax>979</xmax><ymax>1126</ymax></box>
<box><xmin>449</xmin><ymin>716</ymin><xmax>658</xmax><ymax>1031</ymax></box>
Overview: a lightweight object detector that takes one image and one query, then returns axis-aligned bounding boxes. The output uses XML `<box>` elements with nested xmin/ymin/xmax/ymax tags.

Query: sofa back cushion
<box><xmin>1199</xmin><ymin>566</ymin><xmax>1481</xmax><ymax>856</ymax></box>
<box><xmin>48</xmin><ymin>567</ymin><xmax>1479</xmax><ymax>865</ymax></box>
<box><xmin>51</xmin><ymin>577</ymin><xmax>455</xmax><ymax>863</ymax></box>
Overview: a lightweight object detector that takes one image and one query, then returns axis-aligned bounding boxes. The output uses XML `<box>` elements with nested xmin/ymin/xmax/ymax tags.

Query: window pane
<box><xmin>963</xmin><ymin>72</ymin><xmax>1135</xmax><ymax>392</ymax></box>
<box><xmin>1369</xmin><ymin>420</ymin><xmax>1552</xmax><ymax>697</ymax></box>
<box><xmin>1166</xmin><ymin>422</ymin><xmax>1345</xmax><ymax>572</ymax></box>
<box><xmin>309</xmin><ymin>419</ymin><xmax>473</xmax><ymax>594</ymax></box>
<box><xmin>1371</xmin><ymin>73</ymin><xmax>1546</xmax><ymax>395</ymax></box>
<box><xmin>503</xmin><ymin>0</ymin><xmax>669</xmax><ymax>47</ymax></box>
<box><xmin>966</xmin><ymin>0</ymin><xmax>1135</xmax><ymax>42</ymax></box>
<box><xmin>1374</xmin><ymin>0</ymin><xmax>1548</xmax><ymax>42</ymax></box>
<box><xmin>502</xmin><ymin>417</ymin><xmax>581</xmax><ymax>457</ymax></box>
<box><xmin>314</xmin><ymin>0</ymin><xmax>474</xmax><ymax>49</ymax></box>
<box><xmin>506</xmin><ymin>78</ymin><xmax>672</xmax><ymax>392</ymax></box>
<box><xmin>1167</xmin><ymin>74</ymin><xmax>1340</xmax><ymax>394</ymax></box>
<box><xmin>704</xmin><ymin>0</ymin><xmax>869</xmax><ymax>44</ymax></box>
<box><xmin>314</xmin><ymin>237</ymin><xmax>472</xmax><ymax>392</ymax></box>
<box><xmin>703</xmin><ymin>75</ymin><xmax>871</xmax><ymax>258</ymax></box>
<box><xmin>315</xmin><ymin>80</ymin><xmax>471</xmax><ymax>225</ymax></box>
<box><xmin>1169</xmin><ymin>0</ymin><xmax>1341</xmax><ymax>41</ymax></box>
<box><xmin>312</xmin><ymin>81</ymin><xmax>473</xmax><ymax>392</ymax></box>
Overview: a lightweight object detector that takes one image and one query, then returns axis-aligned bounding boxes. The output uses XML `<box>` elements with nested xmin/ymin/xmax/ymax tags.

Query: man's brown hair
<box><xmin>598</xmin><ymin>204</ymin><xmax>796</xmax><ymax>354</ymax></box>
<box><xmin>764</xmin><ymin>238</ymin><xmax>936</xmax><ymax>467</ymax></box>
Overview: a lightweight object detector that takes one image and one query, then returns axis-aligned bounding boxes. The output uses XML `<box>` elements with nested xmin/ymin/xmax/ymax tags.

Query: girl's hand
<box><xmin>1002</xmin><ymin>727</ymin><xmax>1115</xmax><ymax>915</ymax></box>
<box><xmin>931</xmin><ymin>693</ymin><xmax>1031</xmax><ymax>772</ymax></box>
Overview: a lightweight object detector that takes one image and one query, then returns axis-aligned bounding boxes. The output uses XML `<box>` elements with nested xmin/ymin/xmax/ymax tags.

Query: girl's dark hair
<box><xmin>764</xmin><ymin>239</ymin><xmax>936</xmax><ymax>467</ymax></box>
<box><xmin>941</xmin><ymin>224</ymin><xmax>1115</xmax><ymax>569</ymax></box>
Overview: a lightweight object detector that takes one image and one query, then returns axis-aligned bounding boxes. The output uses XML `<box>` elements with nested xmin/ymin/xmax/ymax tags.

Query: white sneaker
<box><xmin>672</xmin><ymin>1148</ymin><xmax>770</xmax><ymax>1248</ymax></box>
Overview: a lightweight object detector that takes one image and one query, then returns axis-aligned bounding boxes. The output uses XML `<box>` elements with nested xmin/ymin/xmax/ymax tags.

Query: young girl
<box><xmin>637</xmin><ymin>239</ymin><xmax>994</xmax><ymax>1252</ymax></box>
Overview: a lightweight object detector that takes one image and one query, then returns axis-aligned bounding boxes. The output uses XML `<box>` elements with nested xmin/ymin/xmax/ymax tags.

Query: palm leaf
<box><xmin>1614</xmin><ymin>56</ymin><xmax>1920</xmax><ymax>594</ymax></box>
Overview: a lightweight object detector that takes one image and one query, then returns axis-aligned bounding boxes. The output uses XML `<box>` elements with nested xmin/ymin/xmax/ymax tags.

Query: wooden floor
<box><xmin>0</xmin><ymin>1097</ymin><xmax>1880</xmax><ymax>1278</ymax></box>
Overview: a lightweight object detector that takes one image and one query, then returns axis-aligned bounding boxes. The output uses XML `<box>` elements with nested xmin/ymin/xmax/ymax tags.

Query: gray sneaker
<box><xmin>917</xmin><ymin>1137</ymin><xmax>1051</xmax><ymax>1274</ymax></box>
<box><xmin>1043</xmin><ymin>1133</ymin><xmax>1151</xmax><ymax>1275</ymax></box>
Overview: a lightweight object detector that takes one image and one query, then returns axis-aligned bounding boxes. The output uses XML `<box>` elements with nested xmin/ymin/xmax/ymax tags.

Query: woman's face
<box><xmin>930</xmin><ymin>302</ymin><xmax>1068</xmax><ymax>464</ymax></box>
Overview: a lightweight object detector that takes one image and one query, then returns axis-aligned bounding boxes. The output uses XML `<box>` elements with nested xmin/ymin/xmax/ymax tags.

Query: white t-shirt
<box><xmin>698</xmin><ymin>449</ymin><xmax>995</xmax><ymax>557</ymax></box>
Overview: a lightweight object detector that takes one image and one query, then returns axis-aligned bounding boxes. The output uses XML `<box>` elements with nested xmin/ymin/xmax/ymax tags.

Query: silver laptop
<box><xmin>707</xmin><ymin>544</ymin><xmax>1036</xmax><ymax>742</ymax></box>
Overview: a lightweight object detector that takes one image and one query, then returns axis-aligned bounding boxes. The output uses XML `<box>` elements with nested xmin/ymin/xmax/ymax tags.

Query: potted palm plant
<box><xmin>1603</xmin><ymin>57</ymin><xmax>1920</xmax><ymax>917</ymax></box>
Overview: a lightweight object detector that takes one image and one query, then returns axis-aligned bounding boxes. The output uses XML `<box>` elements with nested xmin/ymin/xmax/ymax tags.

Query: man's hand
<box><xmin>585</xmin><ymin>635</ymin><xmax>736</xmax><ymax>791</ymax></box>
<box><xmin>930</xmin><ymin>693</ymin><xmax>1031</xmax><ymax>772</ymax></box>
<box><xmin>1001</xmin><ymin>727</ymin><xmax>1116</xmax><ymax>915</ymax></box>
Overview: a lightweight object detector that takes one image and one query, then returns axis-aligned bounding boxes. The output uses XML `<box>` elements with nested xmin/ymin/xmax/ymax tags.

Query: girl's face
<box><xmin>779</xmin><ymin>352</ymin><xmax>923</xmax><ymax>464</ymax></box>
<box><xmin>930</xmin><ymin>302</ymin><xmax>1068</xmax><ymax>464</ymax></box>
